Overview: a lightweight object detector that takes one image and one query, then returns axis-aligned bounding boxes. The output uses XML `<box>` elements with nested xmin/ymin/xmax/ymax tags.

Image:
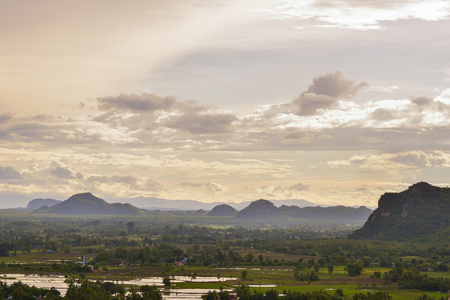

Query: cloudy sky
<box><xmin>1</xmin><ymin>0</ymin><xmax>450</xmax><ymax>208</ymax></box>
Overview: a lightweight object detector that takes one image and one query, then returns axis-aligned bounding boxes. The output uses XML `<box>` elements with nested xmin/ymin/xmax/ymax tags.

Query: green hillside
<box><xmin>349</xmin><ymin>182</ymin><xmax>450</xmax><ymax>241</ymax></box>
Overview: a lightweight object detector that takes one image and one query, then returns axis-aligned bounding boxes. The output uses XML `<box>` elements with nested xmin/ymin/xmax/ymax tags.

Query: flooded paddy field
<box><xmin>1</xmin><ymin>273</ymin><xmax>237</xmax><ymax>299</ymax></box>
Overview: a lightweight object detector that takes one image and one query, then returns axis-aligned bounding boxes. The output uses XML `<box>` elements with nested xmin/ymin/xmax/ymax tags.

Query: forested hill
<box><xmin>349</xmin><ymin>182</ymin><xmax>450</xmax><ymax>241</ymax></box>
<box><xmin>207</xmin><ymin>204</ymin><xmax>237</xmax><ymax>216</ymax></box>
<box><xmin>33</xmin><ymin>192</ymin><xmax>142</xmax><ymax>215</ymax></box>
<box><xmin>235</xmin><ymin>199</ymin><xmax>281</xmax><ymax>219</ymax></box>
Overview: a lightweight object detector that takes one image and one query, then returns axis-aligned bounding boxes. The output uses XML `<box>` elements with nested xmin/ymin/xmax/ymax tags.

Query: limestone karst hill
<box><xmin>207</xmin><ymin>204</ymin><xmax>237</xmax><ymax>217</ymax></box>
<box><xmin>235</xmin><ymin>199</ymin><xmax>281</xmax><ymax>219</ymax></box>
<box><xmin>33</xmin><ymin>192</ymin><xmax>142</xmax><ymax>215</ymax></box>
<box><xmin>349</xmin><ymin>182</ymin><xmax>450</xmax><ymax>241</ymax></box>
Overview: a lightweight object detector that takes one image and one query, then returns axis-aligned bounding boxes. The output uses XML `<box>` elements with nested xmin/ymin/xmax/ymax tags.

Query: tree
<box><xmin>313</xmin><ymin>263</ymin><xmax>321</xmax><ymax>272</ymax></box>
<box><xmin>244</xmin><ymin>252</ymin><xmax>254</xmax><ymax>264</ymax></box>
<box><xmin>241</xmin><ymin>270</ymin><xmax>248</xmax><ymax>280</ymax></box>
<box><xmin>163</xmin><ymin>277</ymin><xmax>171</xmax><ymax>287</ymax></box>
<box><xmin>346</xmin><ymin>262</ymin><xmax>364</xmax><ymax>276</ymax></box>
<box><xmin>328</xmin><ymin>264</ymin><xmax>334</xmax><ymax>274</ymax></box>
<box><xmin>258</xmin><ymin>254</ymin><xmax>264</xmax><ymax>264</ymax></box>
<box><xmin>234</xmin><ymin>285</ymin><xmax>250</xmax><ymax>300</ymax></box>
<box><xmin>126</xmin><ymin>221</ymin><xmax>136</xmax><ymax>231</ymax></box>
<box><xmin>335</xmin><ymin>289</ymin><xmax>344</xmax><ymax>297</ymax></box>
<box><xmin>140</xmin><ymin>285</ymin><xmax>163</xmax><ymax>300</ymax></box>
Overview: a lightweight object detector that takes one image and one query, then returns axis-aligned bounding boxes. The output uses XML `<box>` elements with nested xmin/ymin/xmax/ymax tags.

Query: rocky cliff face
<box><xmin>349</xmin><ymin>182</ymin><xmax>450</xmax><ymax>241</ymax></box>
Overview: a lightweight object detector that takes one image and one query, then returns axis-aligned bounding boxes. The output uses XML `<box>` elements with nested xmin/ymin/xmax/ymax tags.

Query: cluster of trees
<box><xmin>202</xmin><ymin>286</ymin><xmax>395</xmax><ymax>300</ymax></box>
<box><xmin>294</xmin><ymin>271</ymin><xmax>319</xmax><ymax>282</ymax></box>
<box><xmin>378</xmin><ymin>260</ymin><xmax>450</xmax><ymax>292</ymax></box>
<box><xmin>1</xmin><ymin>215</ymin><xmax>450</xmax><ymax>299</ymax></box>
<box><xmin>240</xmin><ymin>239</ymin><xmax>449</xmax><ymax>270</ymax></box>
<box><xmin>92</xmin><ymin>243</ymin><xmax>184</xmax><ymax>266</ymax></box>
<box><xmin>0</xmin><ymin>281</ymin><xmax>61</xmax><ymax>300</ymax></box>
<box><xmin>1</xmin><ymin>216</ymin><xmax>449</xmax><ymax>272</ymax></box>
<box><xmin>0</xmin><ymin>260</ymin><xmax>92</xmax><ymax>274</ymax></box>
<box><xmin>395</xmin><ymin>268</ymin><xmax>450</xmax><ymax>292</ymax></box>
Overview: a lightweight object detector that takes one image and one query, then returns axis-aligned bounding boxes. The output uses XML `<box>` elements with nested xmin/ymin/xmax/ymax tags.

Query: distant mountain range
<box><xmin>232</xmin><ymin>199</ymin><xmax>371</xmax><ymax>221</ymax></box>
<box><xmin>33</xmin><ymin>193</ymin><xmax>142</xmax><ymax>215</ymax></box>
<box><xmin>111</xmin><ymin>196</ymin><xmax>317</xmax><ymax>211</ymax></box>
<box><xmin>25</xmin><ymin>192</ymin><xmax>371</xmax><ymax>222</ymax></box>
<box><xmin>22</xmin><ymin>182</ymin><xmax>450</xmax><ymax>240</ymax></box>
<box><xmin>349</xmin><ymin>182</ymin><xmax>450</xmax><ymax>241</ymax></box>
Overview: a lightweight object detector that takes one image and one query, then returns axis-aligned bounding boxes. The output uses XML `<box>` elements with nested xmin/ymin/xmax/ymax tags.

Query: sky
<box><xmin>1</xmin><ymin>0</ymin><xmax>450</xmax><ymax>208</ymax></box>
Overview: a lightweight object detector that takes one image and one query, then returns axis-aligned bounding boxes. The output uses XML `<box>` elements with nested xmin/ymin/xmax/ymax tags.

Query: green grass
<box><xmin>420</xmin><ymin>271</ymin><xmax>450</xmax><ymax>278</ymax></box>
<box><xmin>0</xmin><ymin>247</ymin><xmax>447</xmax><ymax>300</ymax></box>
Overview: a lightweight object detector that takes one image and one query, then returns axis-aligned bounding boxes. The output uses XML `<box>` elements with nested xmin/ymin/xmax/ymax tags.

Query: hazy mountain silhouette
<box><xmin>111</xmin><ymin>197</ymin><xmax>316</xmax><ymax>211</ymax></box>
<box><xmin>235</xmin><ymin>199</ymin><xmax>282</xmax><ymax>219</ymax></box>
<box><xmin>26</xmin><ymin>198</ymin><xmax>62</xmax><ymax>210</ymax></box>
<box><xmin>34</xmin><ymin>192</ymin><xmax>142</xmax><ymax>215</ymax></box>
<box><xmin>207</xmin><ymin>204</ymin><xmax>237</xmax><ymax>217</ymax></box>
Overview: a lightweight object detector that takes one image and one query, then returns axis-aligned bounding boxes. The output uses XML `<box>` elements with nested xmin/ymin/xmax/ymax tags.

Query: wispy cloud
<box><xmin>268</xmin><ymin>0</ymin><xmax>450</xmax><ymax>30</ymax></box>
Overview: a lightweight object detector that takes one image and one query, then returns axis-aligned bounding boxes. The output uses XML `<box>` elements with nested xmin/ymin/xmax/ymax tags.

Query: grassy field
<box><xmin>1</xmin><ymin>247</ymin><xmax>449</xmax><ymax>300</ymax></box>
<box><xmin>0</xmin><ymin>212</ymin><xmax>448</xmax><ymax>299</ymax></box>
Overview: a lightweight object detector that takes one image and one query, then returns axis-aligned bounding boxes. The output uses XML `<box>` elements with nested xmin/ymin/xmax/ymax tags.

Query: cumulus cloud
<box><xmin>290</xmin><ymin>183</ymin><xmax>309</xmax><ymax>191</ymax></box>
<box><xmin>0</xmin><ymin>166</ymin><xmax>22</xmax><ymax>180</ymax></box>
<box><xmin>50</xmin><ymin>162</ymin><xmax>82</xmax><ymax>179</ymax></box>
<box><xmin>304</xmin><ymin>71</ymin><xmax>367</xmax><ymax>98</ymax></box>
<box><xmin>166</xmin><ymin>113</ymin><xmax>237</xmax><ymax>134</ymax></box>
<box><xmin>1</xmin><ymin>72</ymin><xmax>449</xmax><ymax>154</ymax></box>
<box><xmin>370</xmin><ymin>108</ymin><xmax>395</xmax><ymax>121</ymax></box>
<box><xmin>96</xmin><ymin>93</ymin><xmax>239</xmax><ymax>136</ymax></box>
<box><xmin>293</xmin><ymin>71</ymin><xmax>366</xmax><ymax>115</ymax></box>
<box><xmin>411</xmin><ymin>96</ymin><xmax>434</xmax><ymax>107</ymax></box>
<box><xmin>98</xmin><ymin>93</ymin><xmax>176</xmax><ymax>112</ymax></box>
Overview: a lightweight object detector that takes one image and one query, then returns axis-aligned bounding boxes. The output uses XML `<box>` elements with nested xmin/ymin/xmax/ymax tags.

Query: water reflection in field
<box><xmin>1</xmin><ymin>274</ymin><xmax>238</xmax><ymax>299</ymax></box>
<box><xmin>1</xmin><ymin>273</ymin><xmax>68</xmax><ymax>295</ymax></box>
